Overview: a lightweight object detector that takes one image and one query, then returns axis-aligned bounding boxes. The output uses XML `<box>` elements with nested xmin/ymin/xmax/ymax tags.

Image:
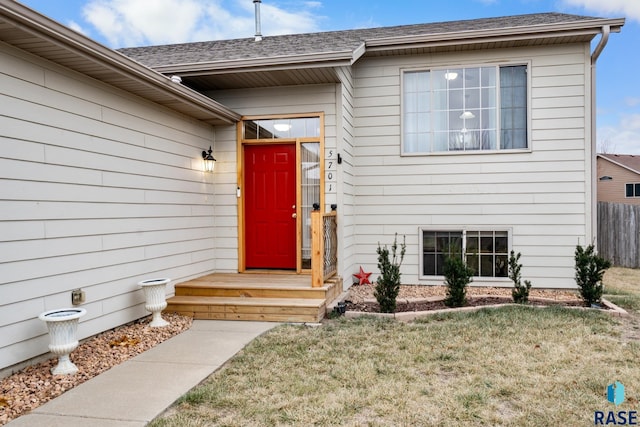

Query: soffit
<box><xmin>0</xmin><ymin>3</ymin><xmax>241</xmax><ymax>125</ymax></box>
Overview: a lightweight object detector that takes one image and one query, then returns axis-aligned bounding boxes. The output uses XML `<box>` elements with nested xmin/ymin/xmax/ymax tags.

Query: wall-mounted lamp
<box><xmin>599</xmin><ymin>176</ymin><xmax>613</xmax><ymax>181</ymax></box>
<box><xmin>202</xmin><ymin>146</ymin><xmax>216</xmax><ymax>172</ymax></box>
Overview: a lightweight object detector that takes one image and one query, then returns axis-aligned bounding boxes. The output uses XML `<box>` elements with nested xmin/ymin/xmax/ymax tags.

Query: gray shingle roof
<box><xmin>119</xmin><ymin>12</ymin><xmax>601</xmax><ymax>68</ymax></box>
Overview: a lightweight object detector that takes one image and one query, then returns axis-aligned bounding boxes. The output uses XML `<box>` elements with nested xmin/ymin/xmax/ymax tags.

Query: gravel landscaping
<box><xmin>0</xmin><ymin>312</ymin><xmax>192</xmax><ymax>425</ymax></box>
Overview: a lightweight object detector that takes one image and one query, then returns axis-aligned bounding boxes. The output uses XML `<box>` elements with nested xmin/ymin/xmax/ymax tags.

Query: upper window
<box><xmin>626</xmin><ymin>183</ymin><xmax>640</xmax><ymax>198</ymax></box>
<box><xmin>243</xmin><ymin>117</ymin><xmax>320</xmax><ymax>140</ymax></box>
<box><xmin>403</xmin><ymin>65</ymin><xmax>528</xmax><ymax>154</ymax></box>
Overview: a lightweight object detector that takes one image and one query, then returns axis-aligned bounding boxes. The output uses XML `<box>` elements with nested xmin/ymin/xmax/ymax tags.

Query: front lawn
<box><xmin>151</xmin><ymin>269</ymin><xmax>640</xmax><ymax>426</ymax></box>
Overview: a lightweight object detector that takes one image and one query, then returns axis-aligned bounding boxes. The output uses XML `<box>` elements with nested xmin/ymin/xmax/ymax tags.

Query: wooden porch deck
<box><xmin>165</xmin><ymin>273</ymin><xmax>343</xmax><ymax>323</ymax></box>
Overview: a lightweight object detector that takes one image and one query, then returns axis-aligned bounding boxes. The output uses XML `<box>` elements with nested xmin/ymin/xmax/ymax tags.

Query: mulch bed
<box><xmin>345</xmin><ymin>296</ymin><xmax>591</xmax><ymax>313</ymax></box>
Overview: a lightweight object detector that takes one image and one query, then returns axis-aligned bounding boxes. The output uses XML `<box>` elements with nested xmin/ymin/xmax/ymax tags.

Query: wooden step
<box><xmin>175</xmin><ymin>275</ymin><xmax>342</xmax><ymax>302</ymax></box>
<box><xmin>174</xmin><ymin>282</ymin><xmax>333</xmax><ymax>300</ymax></box>
<box><xmin>165</xmin><ymin>296</ymin><xmax>325</xmax><ymax>323</ymax></box>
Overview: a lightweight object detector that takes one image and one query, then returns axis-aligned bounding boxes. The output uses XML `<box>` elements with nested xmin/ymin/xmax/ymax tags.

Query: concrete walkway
<box><xmin>7</xmin><ymin>320</ymin><xmax>278</xmax><ymax>427</ymax></box>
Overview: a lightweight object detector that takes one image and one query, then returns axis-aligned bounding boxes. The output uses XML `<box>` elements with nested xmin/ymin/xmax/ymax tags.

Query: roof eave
<box><xmin>364</xmin><ymin>18</ymin><xmax>625</xmax><ymax>53</ymax></box>
<box><xmin>151</xmin><ymin>17</ymin><xmax>625</xmax><ymax>76</ymax></box>
<box><xmin>0</xmin><ymin>1</ymin><xmax>241</xmax><ymax>124</ymax></box>
<box><xmin>152</xmin><ymin>49</ymin><xmax>356</xmax><ymax>76</ymax></box>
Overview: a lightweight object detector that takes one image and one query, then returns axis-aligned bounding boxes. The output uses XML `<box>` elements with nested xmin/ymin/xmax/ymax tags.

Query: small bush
<box><xmin>575</xmin><ymin>244</ymin><xmax>611</xmax><ymax>306</ymax></box>
<box><xmin>509</xmin><ymin>250</ymin><xmax>532</xmax><ymax>304</ymax></box>
<box><xmin>443</xmin><ymin>255</ymin><xmax>474</xmax><ymax>307</ymax></box>
<box><xmin>374</xmin><ymin>234</ymin><xmax>406</xmax><ymax>313</ymax></box>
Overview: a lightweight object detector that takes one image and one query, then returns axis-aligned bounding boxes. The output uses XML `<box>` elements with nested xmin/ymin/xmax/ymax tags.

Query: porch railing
<box><xmin>311</xmin><ymin>209</ymin><xmax>337</xmax><ymax>288</ymax></box>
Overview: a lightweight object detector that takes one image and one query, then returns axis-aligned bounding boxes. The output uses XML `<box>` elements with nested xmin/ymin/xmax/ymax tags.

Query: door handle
<box><xmin>292</xmin><ymin>213</ymin><xmax>297</xmax><ymax>218</ymax></box>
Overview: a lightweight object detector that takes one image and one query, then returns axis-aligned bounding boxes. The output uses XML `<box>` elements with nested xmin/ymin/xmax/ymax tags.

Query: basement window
<box><xmin>420</xmin><ymin>229</ymin><xmax>509</xmax><ymax>278</ymax></box>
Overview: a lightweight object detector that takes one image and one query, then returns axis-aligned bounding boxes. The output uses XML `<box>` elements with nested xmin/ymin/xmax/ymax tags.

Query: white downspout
<box><xmin>590</xmin><ymin>25</ymin><xmax>610</xmax><ymax>249</ymax></box>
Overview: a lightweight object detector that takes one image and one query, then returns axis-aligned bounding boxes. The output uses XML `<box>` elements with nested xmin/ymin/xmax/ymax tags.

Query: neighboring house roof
<box><xmin>0</xmin><ymin>1</ymin><xmax>241</xmax><ymax>125</ymax></box>
<box><xmin>598</xmin><ymin>154</ymin><xmax>640</xmax><ymax>175</ymax></box>
<box><xmin>119</xmin><ymin>12</ymin><xmax>625</xmax><ymax>91</ymax></box>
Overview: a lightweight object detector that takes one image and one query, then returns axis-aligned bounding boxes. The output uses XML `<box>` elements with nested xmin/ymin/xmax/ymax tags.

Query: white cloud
<box><xmin>599</xmin><ymin>113</ymin><xmax>640</xmax><ymax>154</ymax></box>
<box><xmin>626</xmin><ymin>97</ymin><xmax>640</xmax><ymax>107</ymax></box>
<box><xmin>82</xmin><ymin>0</ymin><xmax>323</xmax><ymax>47</ymax></box>
<box><xmin>561</xmin><ymin>0</ymin><xmax>640</xmax><ymax>21</ymax></box>
<box><xmin>259</xmin><ymin>2</ymin><xmax>320</xmax><ymax>35</ymax></box>
<box><xmin>67</xmin><ymin>20</ymin><xmax>88</xmax><ymax>36</ymax></box>
<box><xmin>303</xmin><ymin>1</ymin><xmax>322</xmax><ymax>9</ymax></box>
<box><xmin>621</xmin><ymin>113</ymin><xmax>640</xmax><ymax>131</ymax></box>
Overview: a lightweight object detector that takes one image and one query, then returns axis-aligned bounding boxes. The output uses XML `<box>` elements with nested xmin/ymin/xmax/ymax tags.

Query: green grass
<box><xmin>150</xmin><ymin>268</ymin><xmax>640</xmax><ymax>427</ymax></box>
<box><xmin>604</xmin><ymin>267</ymin><xmax>640</xmax><ymax>312</ymax></box>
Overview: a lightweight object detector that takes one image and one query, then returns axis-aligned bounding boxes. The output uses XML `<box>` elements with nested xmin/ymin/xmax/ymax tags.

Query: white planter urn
<box><xmin>39</xmin><ymin>308</ymin><xmax>87</xmax><ymax>375</ymax></box>
<box><xmin>138</xmin><ymin>278</ymin><xmax>170</xmax><ymax>327</ymax></box>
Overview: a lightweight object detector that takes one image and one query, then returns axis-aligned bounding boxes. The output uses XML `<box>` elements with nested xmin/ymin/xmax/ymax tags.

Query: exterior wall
<box><xmin>351</xmin><ymin>43</ymin><xmax>592</xmax><ymax>289</ymax></box>
<box><xmin>205</xmin><ymin>84</ymin><xmax>338</xmax><ymax>273</ymax></box>
<box><xmin>0</xmin><ymin>42</ymin><xmax>217</xmax><ymax>371</ymax></box>
<box><xmin>597</xmin><ymin>158</ymin><xmax>640</xmax><ymax>205</ymax></box>
<box><xmin>335</xmin><ymin>67</ymin><xmax>357</xmax><ymax>287</ymax></box>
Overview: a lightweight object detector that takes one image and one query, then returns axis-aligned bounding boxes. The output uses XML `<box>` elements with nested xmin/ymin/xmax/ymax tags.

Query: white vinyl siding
<box><xmin>335</xmin><ymin>67</ymin><xmax>357</xmax><ymax>288</ymax></box>
<box><xmin>0</xmin><ymin>43</ymin><xmax>217</xmax><ymax>371</ymax></box>
<box><xmin>352</xmin><ymin>43</ymin><xmax>591</xmax><ymax>288</ymax></box>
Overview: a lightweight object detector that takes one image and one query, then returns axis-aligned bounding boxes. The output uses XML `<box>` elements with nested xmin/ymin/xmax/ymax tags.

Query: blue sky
<box><xmin>17</xmin><ymin>0</ymin><xmax>640</xmax><ymax>154</ymax></box>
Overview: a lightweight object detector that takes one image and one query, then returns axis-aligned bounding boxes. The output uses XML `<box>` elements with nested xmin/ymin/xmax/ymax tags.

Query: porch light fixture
<box><xmin>599</xmin><ymin>175</ymin><xmax>613</xmax><ymax>181</ymax></box>
<box><xmin>202</xmin><ymin>146</ymin><xmax>216</xmax><ymax>172</ymax></box>
<box><xmin>274</xmin><ymin>123</ymin><xmax>292</xmax><ymax>132</ymax></box>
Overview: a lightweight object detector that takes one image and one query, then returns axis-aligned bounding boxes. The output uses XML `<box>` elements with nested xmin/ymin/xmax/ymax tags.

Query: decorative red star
<box><xmin>353</xmin><ymin>266</ymin><xmax>372</xmax><ymax>286</ymax></box>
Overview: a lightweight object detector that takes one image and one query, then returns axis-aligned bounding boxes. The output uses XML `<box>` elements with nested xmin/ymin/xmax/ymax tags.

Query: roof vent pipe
<box><xmin>253</xmin><ymin>0</ymin><xmax>262</xmax><ymax>41</ymax></box>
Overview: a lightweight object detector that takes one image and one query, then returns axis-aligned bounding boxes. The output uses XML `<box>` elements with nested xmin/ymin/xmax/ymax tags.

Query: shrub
<box><xmin>374</xmin><ymin>234</ymin><xmax>406</xmax><ymax>313</ymax></box>
<box><xmin>509</xmin><ymin>250</ymin><xmax>532</xmax><ymax>304</ymax></box>
<box><xmin>443</xmin><ymin>255</ymin><xmax>474</xmax><ymax>307</ymax></box>
<box><xmin>575</xmin><ymin>244</ymin><xmax>611</xmax><ymax>306</ymax></box>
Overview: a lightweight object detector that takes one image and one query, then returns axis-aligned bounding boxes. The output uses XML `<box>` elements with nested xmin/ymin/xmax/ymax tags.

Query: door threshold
<box><xmin>242</xmin><ymin>269</ymin><xmax>304</xmax><ymax>275</ymax></box>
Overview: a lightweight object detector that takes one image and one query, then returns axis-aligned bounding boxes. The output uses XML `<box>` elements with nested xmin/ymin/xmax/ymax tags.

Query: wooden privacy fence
<box><xmin>311</xmin><ymin>210</ymin><xmax>338</xmax><ymax>287</ymax></box>
<box><xmin>598</xmin><ymin>201</ymin><xmax>640</xmax><ymax>268</ymax></box>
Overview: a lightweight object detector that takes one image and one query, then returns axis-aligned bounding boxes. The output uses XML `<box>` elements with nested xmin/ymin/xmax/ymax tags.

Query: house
<box><xmin>0</xmin><ymin>0</ymin><xmax>624</xmax><ymax>373</ymax></box>
<box><xmin>597</xmin><ymin>154</ymin><xmax>640</xmax><ymax>205</ymax></box>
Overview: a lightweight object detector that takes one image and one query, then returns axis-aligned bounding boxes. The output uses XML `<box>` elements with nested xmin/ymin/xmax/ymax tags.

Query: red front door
<box><xmin>245</xmin><ymin>144</ymin><xmax>297</xmax><ymax>269</ymax></box>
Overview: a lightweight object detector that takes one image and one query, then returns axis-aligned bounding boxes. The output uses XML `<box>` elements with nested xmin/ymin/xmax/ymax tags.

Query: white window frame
<box><xmin>401</xmin><ymin>62</ymin><xmax>532</xmax><ymax>156</ymax></box>
<box><xmin>418</xmin><ymin>227</ymin><xmax>513</xmax><ymax>282</ymax></box>
<box><xmin>625</xmin><ymin>183</ymin><xmax>640</xmax><ymax>198</ymax></box>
